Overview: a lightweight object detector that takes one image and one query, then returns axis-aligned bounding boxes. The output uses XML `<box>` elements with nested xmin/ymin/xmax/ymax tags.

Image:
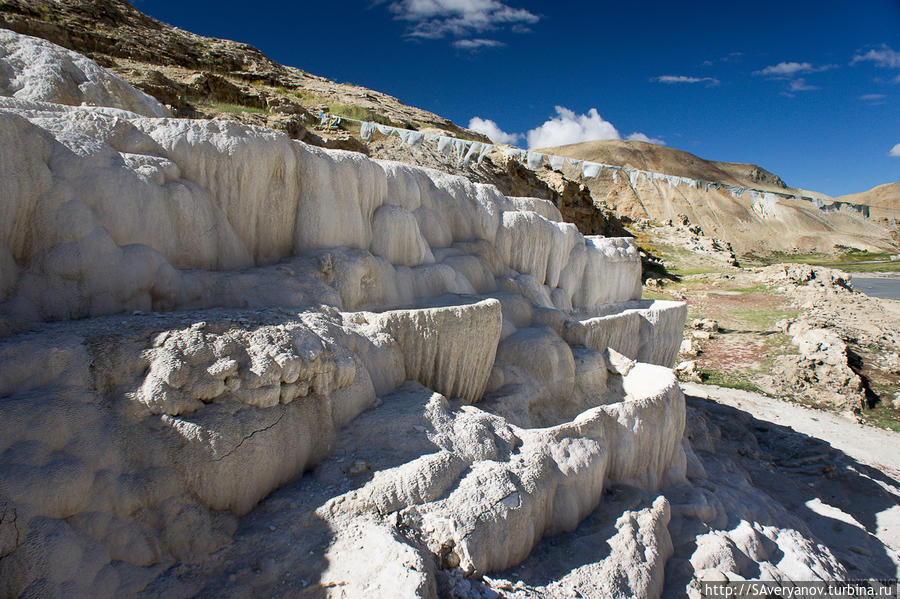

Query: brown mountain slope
<box><xmin>538</xmin><ymin>140</ymin><xmax>897</xmax><ymax>255</ymax></box>
<box><xmin>837</xmin><ymin>182</ymin><xmax>900</xmax><ymax>208</ymax></box>
<box><xmin>836</xmin><ymin>183</ymin><xmax>900</xmax><ymax>223</ymax></box>
<box><xmin>538</xmin><ymin>139</ymin><xmax>790</xmax><ymax>192</ymax></box>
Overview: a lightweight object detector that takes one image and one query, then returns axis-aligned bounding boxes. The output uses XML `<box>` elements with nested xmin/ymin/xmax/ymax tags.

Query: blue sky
<box><xmin>136</xmin><ymin>0</ymin><xmax>899</xmax><ymax>196</ymax></box>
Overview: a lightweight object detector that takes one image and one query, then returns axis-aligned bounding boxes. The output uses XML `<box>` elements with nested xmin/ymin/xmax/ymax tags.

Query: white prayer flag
<box><xmin>582</xmin><ymin>162</ymin><xmax>603</xmax><ymax>178</ymax></box>
<box><xmin>477</xmin><ymin>144</ymin><xmax>493</xmax><ymax>165</ymax></box>
<box><xmin>526</xmin><ymin>152</ymin><xmax>545</xmax><ymax>170</ymax></box>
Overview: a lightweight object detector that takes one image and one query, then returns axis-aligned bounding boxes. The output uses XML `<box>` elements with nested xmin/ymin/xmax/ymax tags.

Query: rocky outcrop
<box><xmin>774</xmin><ymin>321</ymin><xmax>866</xmax><ymax>410</ymax></box>
<box><xmin>763</xmin><ymin>265</ymin><xmax>872</xmax><ymax>411</ymax></box>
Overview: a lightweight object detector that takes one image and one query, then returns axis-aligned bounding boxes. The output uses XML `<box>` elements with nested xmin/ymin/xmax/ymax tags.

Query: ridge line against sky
<box><xmin>135</xmin><ymin>0</ymin><xmax>900</xmax><ymax>196</ymax></box>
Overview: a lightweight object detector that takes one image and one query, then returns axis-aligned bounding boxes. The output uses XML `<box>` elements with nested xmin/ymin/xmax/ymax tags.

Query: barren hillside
<box><xmin>540</xmin><ymin>140</ymin><xmax>898</xmax><ymax>255</ymax></box>
<box><xmin>837</xmin><ymin>182</ymin><xmax>900</xmax><ymax>223</ymax></box>
<box><xmin>538</xmin><ymin>139</ymin><xmax>790</xmax><ymax>192</ymax></box>
<box><xmin>837</xmin><ymin>182</ymin><xmax>900</xmax><ymax>208</ymax></box>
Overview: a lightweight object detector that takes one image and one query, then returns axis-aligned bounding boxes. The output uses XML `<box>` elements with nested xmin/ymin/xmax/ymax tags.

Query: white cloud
<box><xmin>788</xmin><ymin>78</ymin><xmax>819</xmax><ymax>92</ymax></box>
<box><xmin>468</xmin><ymin>116</ymin><xmax>521</xmax><ymax>144</ymax></box>
<box><xmin>890</xmin><ymin>143</ymin><xmax>900</xmax><ymax>157</ymax></box>
<box><xmin>754</xmin><ymin>61</ymin><xmax>835</xmax><ymax>77</ymax></box>
<box><xmin>525</xmin><ymin>106</ymin><xmax>621</xmax><ymax>149</ymax></box>
<box><xmin>381</xmin><ymin>0</ymin><xmax>539</xmax><ymax>40</ymax></box>
<box><xmin>453</xmin><ymin>38</ymin><xmax>504</xmax><ymax>49</ymax></box>
<box><xmin>853</xmin><ymin>44</ymin><xmax>900</xmax><ymax>68</ymax></box>
<box><xmin>473</xmin><ymin>108</ymin><xmax>664</xmax><ymax>151</ymax></box>
<box><xmin>860</xmin><ymin>93</ymin><xmax>886</xmax><ymax>100</ymax></box>
<box><xmin>653</xmin><ymin>75</ymin><xmax>719</xmax><ymax>86</ymax></box>
<box><xmin>627</xmin><ymin>132</ymin><xmax>666</xmax><ymax>146</ymax></box>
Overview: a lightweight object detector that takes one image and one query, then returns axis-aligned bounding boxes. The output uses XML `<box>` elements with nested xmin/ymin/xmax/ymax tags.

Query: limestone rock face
<box><xmin>0</xmin><ymin>95</ymin><xmax>645</xmax><ymax>334</ymax></box>
<box><xmin>0</xmin><ymin>29</ymin><xmax>168</xmax><ymax>117</ymax></box>
<box><xmin>366</xmin><ymin>299</ymin><xmax>503</xmax><ymax>403</ymax></box>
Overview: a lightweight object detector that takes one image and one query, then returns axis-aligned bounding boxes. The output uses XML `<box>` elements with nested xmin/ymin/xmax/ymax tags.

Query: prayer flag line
<box><xmin>318</xmin><ymin>113</ymin><xmax>871</xmax><ymax>218</ymax></box>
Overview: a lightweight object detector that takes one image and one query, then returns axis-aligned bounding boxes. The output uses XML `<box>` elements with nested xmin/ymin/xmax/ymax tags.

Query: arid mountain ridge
<box><xmin>537</xmin><ymin>139</ymin><xmax>793</xmax><ymax>193</ymax></box>
<box><xmin>837</xmin><ymin>182</ymin><xmax>900</xmax><ymax>222</ymax></box>
<box><xmin>540</xmin><ymin>140</ymin><xmax>897</xmax><ymax>254</ymax></box>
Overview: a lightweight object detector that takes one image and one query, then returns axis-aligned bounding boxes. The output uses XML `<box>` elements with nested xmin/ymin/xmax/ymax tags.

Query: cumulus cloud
<box><xmin>852</xmin><ymin>44</ymin><xmax>900</xmax><ymax>68</ymax></box>
<box><xmin>652</xmin><ymin>75</ymin><xmax>720</xmax><ymax>86</ymax></box>
<box><xmin>468</xmin><ymin>116</ymin><xmax>521</xmax><ymax>144</ymax></box>
<box><xmin>626</xmin><ymin>132</ymin><xmax>666</xmax><ymax>146</ymax></box>
<box><xmin>890</xmin><ymin>143</ymin><xmax>900</xmax><ymax>157</ymax></box>
<box><xmin>380</xmin><ymin>0</ymin><xmax>539</xmax><ymax>40</ymax></box>
<box><xmin>522</xmin><ymin>106</ymin><xmax>664</xmax><ymax>149</ymax></box>
<box><xmin>453</xmin><ymin>38</ymin><xmax>504</xmax><ymax>49</ymax></box>
<box><xmin>753</xmin><ymin>61</ymin><xmax>835</xmax><ymax>77</ymax></box>
<box><xmin>525</xmin><ymin>106</ymin><xmax>621</xmax><ymax>149</ymax></box>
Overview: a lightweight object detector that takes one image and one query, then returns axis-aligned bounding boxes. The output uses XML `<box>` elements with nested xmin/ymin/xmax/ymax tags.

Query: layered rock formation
<box><xmin>0</xmin><ymin>30</ymin><xmax>866</xmax><ymax>599</ymax></box>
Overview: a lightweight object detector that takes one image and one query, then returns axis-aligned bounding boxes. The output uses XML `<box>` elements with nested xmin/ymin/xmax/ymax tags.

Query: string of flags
<box><xmin>319</xmin><ymin>113</ymin><xmax>871</xmax><ymax>219</ymax></box>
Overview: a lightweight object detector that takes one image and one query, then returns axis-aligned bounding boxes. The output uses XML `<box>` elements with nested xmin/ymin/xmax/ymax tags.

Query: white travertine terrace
<box><xmin>0</xmin><ymin>30</ymin><xmax>850</xmax><ymax>599</ymax></box>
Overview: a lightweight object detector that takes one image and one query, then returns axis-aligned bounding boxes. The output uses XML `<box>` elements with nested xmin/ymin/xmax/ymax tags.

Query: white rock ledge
<box><xmin>0</xmin><ymin>30</ymin><xmax>696</xmax><ymax>598</ymax></box>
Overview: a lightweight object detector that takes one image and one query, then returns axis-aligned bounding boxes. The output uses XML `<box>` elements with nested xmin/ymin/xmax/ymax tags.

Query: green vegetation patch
<box><xmin>742</xmin><ymin>248</ymin><xmax>900</xmax><ymax>273</ymax></box>
<box><xmin>296</xmin><ymin>93</ymin><xmax>406</xmax><ymax>129</ymax></box>
<box><xmin>861</xmin><ymin>405</ymin><xmax>900</xmax><ymax>433</ymax></box>
<box><xmin>641</xmin><ymin>290</ymin><xmax>671</xmax><ymax>301</ymax></box>
<box><xmin>203</xmin><ymin>101</ymin><xmax>269</xmax><ymax>115</ymax></box>
<box><xmin>832</xmin><ymin>262</ymin><xmax>900</xmax><ymax>273</ymax></box>
<box><xmin>640</xmin><ymin>242</ymin><xmax>727</xmax><ymax>277</ymax></box>
<box><xmin>727</xmin><ymin>302</ymin><xmax>799</xmax><ymax>330</ymax></box>
<box><xmin>697</xmin><ymin>368</ymin><xmax>764</xmax><ymax>394</ymax></box>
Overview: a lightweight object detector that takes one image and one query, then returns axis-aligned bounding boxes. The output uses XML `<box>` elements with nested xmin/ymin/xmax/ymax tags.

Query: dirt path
<box><xmin>682</xmin><ymin>382</ymin><xmax>900</xmax><ymax>473</ymax></box>
<box><xmin>683</xmin><ymin>381</ymin><xmax>900</xmax><ymax>577</ymax></box>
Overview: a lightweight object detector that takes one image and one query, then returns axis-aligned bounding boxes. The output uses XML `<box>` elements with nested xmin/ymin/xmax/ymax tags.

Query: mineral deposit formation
<box><xmin>0</xmin><ymin>30</ymin><xmax>854</xmax><ymax>598</ymax></box>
